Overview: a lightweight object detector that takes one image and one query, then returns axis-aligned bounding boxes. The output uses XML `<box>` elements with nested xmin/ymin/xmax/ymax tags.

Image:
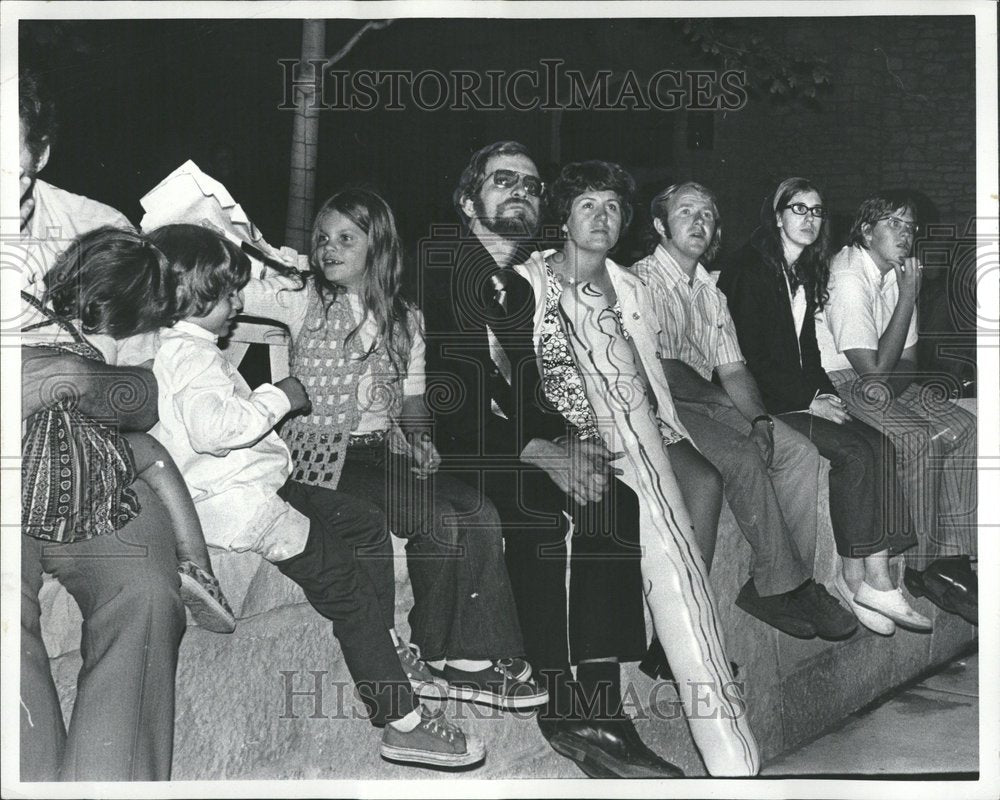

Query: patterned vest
<box><xmin>281</xmin><ymin>285</ymin><xmax>402</xmax><ymax>490</ymax></box>
<box><xmin>539</xmin><ymin>263</ymin><xmax>601</xmax><ymax>440</ymax></box>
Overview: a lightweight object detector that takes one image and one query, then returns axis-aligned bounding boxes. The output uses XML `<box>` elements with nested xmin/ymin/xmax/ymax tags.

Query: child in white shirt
<box><xmin>24</xmin><ymin>227</ymin><xmax>235</xmax><ymax>632</ymax></box>
<box><xmin>146</xmin><ymin>222</ymin><xmax>485</xmax><ymax>769</ymax></box>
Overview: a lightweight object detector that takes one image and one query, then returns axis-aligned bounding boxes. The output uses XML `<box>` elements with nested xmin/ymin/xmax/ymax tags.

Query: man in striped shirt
<box><xmin>631</xmin><ymin>181</ymin><xmax>856</xmax><ymax>642</ymax></box>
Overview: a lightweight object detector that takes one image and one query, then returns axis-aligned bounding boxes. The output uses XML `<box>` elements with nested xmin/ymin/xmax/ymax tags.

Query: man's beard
<box><xmin>473</xmin><ymin>195</ymin><xmax>539</xmax><ymax>239</ymax></box>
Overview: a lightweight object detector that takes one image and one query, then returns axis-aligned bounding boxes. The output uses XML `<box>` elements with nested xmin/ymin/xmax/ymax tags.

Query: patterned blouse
<box><xmin>539</xmin><ymin>266</ymin><xmax>601</xmax><ymax>441</ymax></box>
<box><xmin>538</xmin><ymin>264</ymin><xmax>684</xmax><ymax>448</ymax></box>
<box><xmin>21</xmin><ymin>293</ymin><xmax>141</xmax><ymax>542</ymax></box>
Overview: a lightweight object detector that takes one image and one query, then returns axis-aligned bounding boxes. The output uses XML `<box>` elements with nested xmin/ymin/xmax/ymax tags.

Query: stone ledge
<box><xmin>41</xmin><ymin>461</ymin><xmax>977</xmax><ymax>778</ymax></box>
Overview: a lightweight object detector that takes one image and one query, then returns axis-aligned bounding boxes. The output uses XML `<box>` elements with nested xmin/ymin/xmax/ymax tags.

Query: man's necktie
<box><xmin>486</xmin><ymin>272</ymin><xmax>513</xmax><ymax>419</ymax></box>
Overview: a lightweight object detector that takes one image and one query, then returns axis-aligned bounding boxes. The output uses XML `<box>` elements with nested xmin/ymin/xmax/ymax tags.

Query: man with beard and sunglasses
<box><xmin>418</xmin><ymin>141</ymin><xmax>682</xmax><ymax>778</ymax></box>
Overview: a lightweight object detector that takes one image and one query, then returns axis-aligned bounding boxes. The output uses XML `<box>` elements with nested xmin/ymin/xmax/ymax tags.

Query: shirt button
<box><xmin>632</xmin><ymin>312</ymin><xmax>640</xmax><ymax>319</ymax></box>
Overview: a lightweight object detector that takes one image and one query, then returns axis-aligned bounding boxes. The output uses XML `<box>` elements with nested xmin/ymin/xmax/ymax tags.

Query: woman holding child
<box><xmin>20</xmin><ymin>230</ymin><xmax>187</xmax><ymax>781</ymax></box>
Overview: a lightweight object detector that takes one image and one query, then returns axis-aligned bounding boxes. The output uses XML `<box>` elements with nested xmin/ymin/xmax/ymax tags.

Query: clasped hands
<box><xmin>522</xmin><ymin>436</ymin><xmax>624</xmax><ymax>506</ymax></box>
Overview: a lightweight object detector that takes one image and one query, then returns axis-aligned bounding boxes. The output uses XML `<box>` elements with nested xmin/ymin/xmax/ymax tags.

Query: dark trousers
<box><xmin>275</xmin><ymin>480</ymin><xmax>416</xmax><ymax>726</ymax></box>
<box><xmin>467</xmin><ymin>464</ymin><xmax>647</xmax><ymax>670</ymax></box>
<box><xmin>778</xmin><ymin>414</ymin><xmax>917</xmax><ymax>558</ymax></box>
<box><xmin>335</xmin><ymin>442</ymin><xmax>524</xmax><ymax>662</ymax></box>
<box><xmin>20</xmin><ymin>482</ymin><xmax>185</xmax><ymax>781</ymax></box>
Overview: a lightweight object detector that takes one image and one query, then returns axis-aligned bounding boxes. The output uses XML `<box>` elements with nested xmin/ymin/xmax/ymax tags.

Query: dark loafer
<box><xmin>537</xmin><ymin>716</ymin><xmax>684</xmax><ymax>778</ymax></box>
<box><xmin>905</xmin><ymin>560</ymin><xmax>977</xmax><ymax>625</ymax></box>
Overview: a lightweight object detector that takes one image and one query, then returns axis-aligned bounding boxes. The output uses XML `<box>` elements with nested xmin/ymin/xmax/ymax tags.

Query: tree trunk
<box><xmin>284</xmin><ymin>19</ymin><xmax>326</xmax><ymax>252</ymax></box>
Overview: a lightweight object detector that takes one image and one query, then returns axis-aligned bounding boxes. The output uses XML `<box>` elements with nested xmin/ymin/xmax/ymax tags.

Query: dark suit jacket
<box><xmin>717</xmin><ymin>241</ymin><xmax>836</xmax><ymax>414</ymax></box>
<box><xmin>418</xmin><ymin>228</ymin><xmax>566</xmax><ymax>459</ymax></box>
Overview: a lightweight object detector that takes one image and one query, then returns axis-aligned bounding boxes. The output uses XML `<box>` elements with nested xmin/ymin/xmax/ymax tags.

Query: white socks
<box><xmin>387</xmin><ymin>705</ymin><xmax>422</xmax><ymax>732</ymax></box>
<box><xmin>446</xmin><ymin>659</ymin><xmax>491</xmax><ymax>672</ymax></box>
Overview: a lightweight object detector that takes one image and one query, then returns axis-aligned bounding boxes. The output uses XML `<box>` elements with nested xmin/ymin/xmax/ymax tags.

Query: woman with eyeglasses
<box><xmin>515</xmin><ymin>160</ymin><xmax>760</xmax><ymax>777</ymax></box>
<box><xmin>717</xmin><ymin>177</ymin><xmax>929</xmax><ymax>636</ymax></box>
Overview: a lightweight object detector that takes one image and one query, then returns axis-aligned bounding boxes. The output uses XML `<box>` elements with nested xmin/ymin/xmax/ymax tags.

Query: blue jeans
<box><xmin>674</xmin><ymin>399</ymin><xmax>819</xmax><ymax>595</ymax></box>
<box><xmin>274</xmin><ymin>480</ymin><xmax>417</xmax><ymax>726</ymax></box>
<box><xmin>777</xmin><ymin>413</ymin><xmax>916</xmax><ymax>558</ymax></box>
<box><xmin>334</xmin><ymin>441</ymin><xmax>525</xmax><ymax>663</ymax></box>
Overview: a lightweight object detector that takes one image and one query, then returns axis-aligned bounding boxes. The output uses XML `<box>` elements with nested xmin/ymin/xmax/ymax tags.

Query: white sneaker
<box><xmin>833</xmin><ymin>571</ymin><xmax>895</xmax><ymax>636</ymax></box>
<box><xmin>855</xmin><ymin>582</ymin><xmax>933</xmax><ymax>631</ymax></box>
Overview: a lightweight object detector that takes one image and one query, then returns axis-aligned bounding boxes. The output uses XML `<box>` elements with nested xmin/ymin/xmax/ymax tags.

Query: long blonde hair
<box><xmin>308</xmin><ymin>187</ymin><xmax>413</xmax><ymax>379</ymax></box>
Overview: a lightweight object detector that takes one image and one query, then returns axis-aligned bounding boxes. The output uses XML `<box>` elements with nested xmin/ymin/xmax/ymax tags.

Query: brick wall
<box><xmin>643</xmin><ymin>16</ymin><xmax>978</xmax><ymax>258</ymax></box>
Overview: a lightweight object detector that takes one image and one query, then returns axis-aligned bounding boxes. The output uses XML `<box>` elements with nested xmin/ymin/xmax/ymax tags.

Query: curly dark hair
<box><xmin>147</xmin><ymin>223</ymin><xmax>251</xmax><ymax>322</ymax></box>
<box><xmin>751</xmin><ymin>177</ymin><xmax>832</xmax><ymax>310</ymax></box>
<box><xmin>43</xmin><ymin>227</ymin><xmax>171</xmax><ymax>338</ymax></box>
<box><xmin>19</xmin><ymin>67</ymin><xmax>58</xmax><ymax>170</ymax></box>
<box><xmin>548</xmin><ymin>160</ymin><xmax>636</xmax><ymax>232</ymax></box>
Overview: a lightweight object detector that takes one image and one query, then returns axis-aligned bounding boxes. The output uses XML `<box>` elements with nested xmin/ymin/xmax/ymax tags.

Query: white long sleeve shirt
<box><xmin>150</xmin><ymin>320</ymin><xmax>309</xmax><ymax>560</ymax></box>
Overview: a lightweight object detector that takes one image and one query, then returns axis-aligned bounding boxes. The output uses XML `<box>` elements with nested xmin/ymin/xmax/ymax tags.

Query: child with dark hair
<box><xmin>146</xmin><ymin>222</ymin><xmax>486</xmax><ymax>769</ymax></box>
<box><xmin>22</xmin><ymin>226</ymin><xmax>236</xmax><ymax>632</ymax></box>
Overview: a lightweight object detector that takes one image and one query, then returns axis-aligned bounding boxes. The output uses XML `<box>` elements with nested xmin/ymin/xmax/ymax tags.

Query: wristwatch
<box><xmin>751</xmin><ymin>415</ymin><xmax>774</xmax><ymax>431</ymax></box>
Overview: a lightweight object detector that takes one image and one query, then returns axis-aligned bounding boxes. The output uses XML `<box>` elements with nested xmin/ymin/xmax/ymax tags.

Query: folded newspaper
<box><xmin>139</xmin><ymin>160</ymin><xmax>308</xmax><ymax>272</ymax></box>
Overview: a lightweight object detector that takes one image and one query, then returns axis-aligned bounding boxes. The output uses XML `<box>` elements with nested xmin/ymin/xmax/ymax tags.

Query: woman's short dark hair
<box><xmin>548</xmin><ymin>160</ymin><xmax>636</xmax><ymax>230</ymax></box>
<box><xmin>146</xmin><ymin>223</ymin><xmax>251</xmax><ymax>322</ymax></box>
<box><xmin>452</xmin><ymin>140</ymin><xmax>535</xmax><ymax>221</ymax></box>
<box><xmin>43</xmin><ymin>226</ymin><xmax>170</xmax><ymax>338</ymax></box>
<box><xmin>752</xmin><ymin>176</ymin><xmax>833</xmax><ymax>309</ymax></box>
<box><xmin>848</xmin><ymin>190</ymin><xmax>920</xmax><ymax>248</ymax></box>
<box><xmin>19</xmin><ymin>67</ymin><xmax>58</xmax><ymax>169</ymax></box>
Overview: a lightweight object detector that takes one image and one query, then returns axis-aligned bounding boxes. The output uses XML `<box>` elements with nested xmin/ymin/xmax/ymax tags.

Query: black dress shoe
<box><xmin>537</xmin><ymin>715</ymin><xmax>684</xmax><ymax>778</ymax></box>
<box><xmin>929</xmin><ymin>556</ymin><xmax>978</xmax><ymax>594</ymax></box>
<box><xmin>639</xmin><ymin>638</ymin><xmax>740</xmax><ymax>681</ymax></box>
<box><xmin>904</xmin><ymin>558</ymin><xmax>977</xmax><ymax>625</ymax></box>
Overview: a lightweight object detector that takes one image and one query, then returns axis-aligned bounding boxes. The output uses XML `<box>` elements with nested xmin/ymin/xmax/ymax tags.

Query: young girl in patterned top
<box><xmin>22</xmin><ymin>227</ymin><xmax>235</xmax><ymax>632</ymax></box>
<box><xmin>243</xmin><ymin>188</ymin><xmax>545</xmax><ymax>710</ymax></box>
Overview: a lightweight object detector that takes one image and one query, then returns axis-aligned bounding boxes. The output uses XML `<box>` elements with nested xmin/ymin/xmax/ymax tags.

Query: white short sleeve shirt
<box><xmin>816</xmin><ymin>244</ymin><xmax>919</xmax><ymax>372</ymax></box>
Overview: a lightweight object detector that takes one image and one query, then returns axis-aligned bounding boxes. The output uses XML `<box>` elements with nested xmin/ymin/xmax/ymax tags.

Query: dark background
<box><xmin>20</xmin><ymin>16</ymin><xmax>979</xmax><ymax>384</ymax></box>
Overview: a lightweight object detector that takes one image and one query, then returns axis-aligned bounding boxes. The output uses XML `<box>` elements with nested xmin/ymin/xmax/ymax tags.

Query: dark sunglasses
<box><xmin>782</xmin><ymin>202</ymin><xmax>827</xmax><ymax>219</ymax></box>
<box><xmin>485</xmin><ymin>169</ymin><xmax>544</xmax><ymax>198</ymax></box>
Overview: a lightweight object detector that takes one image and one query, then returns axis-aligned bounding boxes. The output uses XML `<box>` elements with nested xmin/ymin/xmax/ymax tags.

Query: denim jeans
<box><xmin>674</xmin><ymin>399</ymin><xmax>818</xmax><ymax>595</ymax></box>
<box><xmin>275</xmin><ymin>480</ymin><xmax>417</xmax><ymax>726</ymax></box>
<box><xmin>777</xmin><ymin>413</ymin><xmax>916</xmax><ymax>559</ymax></box>
<box><xmin>334</xmin><ymin>441</ymin><xmax>525</xmax><ymax>662</ymax></box>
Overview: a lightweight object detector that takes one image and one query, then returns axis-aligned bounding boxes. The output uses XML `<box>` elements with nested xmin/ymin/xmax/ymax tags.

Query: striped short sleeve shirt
<box><xmin>630</xmin><ymin>243</ymin><xmax>744</xmax><ymax>381</ymax></box>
